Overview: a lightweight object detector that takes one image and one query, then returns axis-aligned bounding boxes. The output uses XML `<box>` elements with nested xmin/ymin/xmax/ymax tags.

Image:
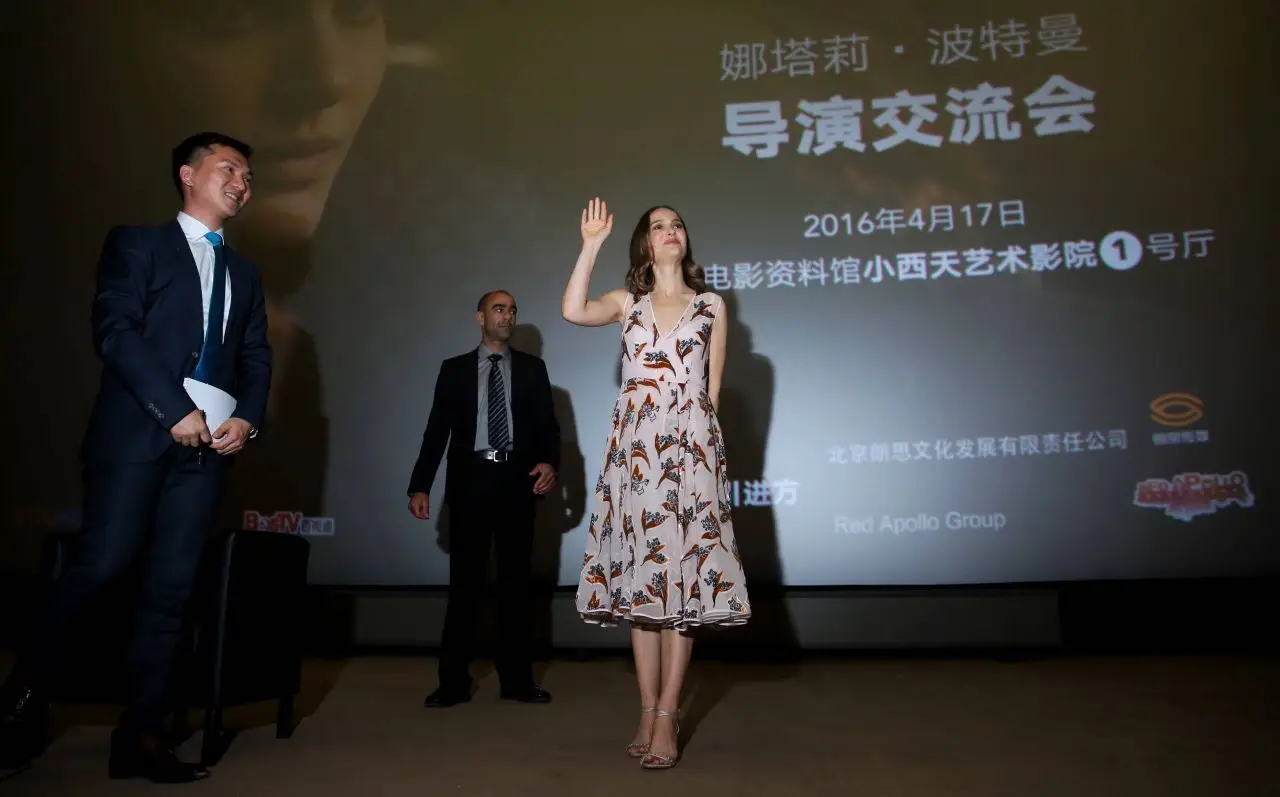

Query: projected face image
<box><xmin>139</xmin><ymin>0</ymin><xmax>389</xmax><ymax>239</ymax></box>
<box><xmin>646</xmin><ymin>207</ymin><xmax>687</xmax><ymax>264</ymax></box>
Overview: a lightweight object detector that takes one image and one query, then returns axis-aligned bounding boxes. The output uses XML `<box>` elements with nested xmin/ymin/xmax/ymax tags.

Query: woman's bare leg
<box><xmin>647</xmin><ymin>628</ymin><xmax>693</xmax><ymax>761</ymax></box>
<box><xmin>629</xmin><ymin>623</ymin><xmax>663</xmax><ymax>750</ymax></box>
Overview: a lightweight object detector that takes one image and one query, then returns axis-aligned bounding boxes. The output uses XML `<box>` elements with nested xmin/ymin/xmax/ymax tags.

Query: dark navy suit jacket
<box><xmin>80</xmin><ymin>219</ymin><xmax>272</xmax><ymax>463</ymax></box>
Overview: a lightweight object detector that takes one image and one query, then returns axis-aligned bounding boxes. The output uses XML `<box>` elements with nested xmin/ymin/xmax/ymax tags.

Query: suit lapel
<box><xmin>224</xmin><ymin>246</ymin><xmax>247</xmax><ymax>330</ymax></box>
<box><xmin>169</xmin><ymin>219</ymin><xmax>248</xmax><ymax>338</ymax></box>
<box><xmin>508</xmin><ymin>350</ymin><xmax>525</xmax><ymax>445</ymax></box>
<box><xmin>166</xmin><ymin>220</ymin><xmax>205</xmax><ymax>348</ymax></box>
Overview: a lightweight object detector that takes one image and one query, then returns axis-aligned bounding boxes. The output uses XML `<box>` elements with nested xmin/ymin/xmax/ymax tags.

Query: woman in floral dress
<box><xmin>561</xmin><ymin>198</ymin><xmax>751</xmax><ymax>770</ymax></box>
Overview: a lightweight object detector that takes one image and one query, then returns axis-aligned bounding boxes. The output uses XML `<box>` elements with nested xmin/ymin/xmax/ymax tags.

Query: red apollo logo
<box><xmin>1133</xmin><ymin>471</ymin><xmax>1254</xmax><ymax>523</ymax></box>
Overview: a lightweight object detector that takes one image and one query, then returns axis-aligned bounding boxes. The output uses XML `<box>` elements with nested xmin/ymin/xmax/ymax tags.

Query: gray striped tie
<box><xmin>487</xmin><ymin>353</ymin><xmax>510</xmax><ymax>450</ymax></box>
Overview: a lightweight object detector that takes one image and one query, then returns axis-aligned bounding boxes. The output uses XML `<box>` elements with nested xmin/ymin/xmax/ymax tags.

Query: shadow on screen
<box><xmin>216</xmin><ymin>220</ymin><xmax>330</xmax><ymax>535</ymax></box>
<box><xmin>511</xmin><ymin>323</ymin><xmax>587</xmax><ymax>662</ymax></box>
<box><xmin>680</xmin><ymin>290</ymin><xmax>799</xmax><ymax>743</ymax></box>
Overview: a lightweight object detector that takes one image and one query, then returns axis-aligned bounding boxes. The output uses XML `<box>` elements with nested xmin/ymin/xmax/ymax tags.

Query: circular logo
<box><xmin>1099</xmin><ymin>231</ymin><xmax>1143</xmax><ymax>271</ymax></box>
<box><xmin>1149</xmin><ymin>392</ymin><xmax>1204</xmax><ymax>428</ymax></box>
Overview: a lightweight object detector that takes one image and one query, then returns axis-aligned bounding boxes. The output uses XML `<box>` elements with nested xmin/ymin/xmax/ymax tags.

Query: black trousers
<box><xmin>438</xmin><ymin>456</ymin><xmax>537</xmax><ymax>693</ymax></box>
<box><xmin>15</xmin><ymin>445</ymin><xmax>228</xmax><ymax>738</ymax></box>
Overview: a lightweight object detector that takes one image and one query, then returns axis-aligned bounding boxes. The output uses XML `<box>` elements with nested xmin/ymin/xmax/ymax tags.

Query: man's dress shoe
<box><xmin>0</xmin><ymin>685</ymin><xmax>48</xmax><ymax>770</ymax></box>
<box><xmin>499</xmin><ymin>686</ymin><xmax>552</xmax><ymax>704</ymax></box>
<box><xmin>423</xmin><ymin>688</ymin><xmax>472</xmax><ymax>708</ymax></box>
<box><xmin>108</xmin><ymin>733</ymin><xmax>210</xmax><ymax>784</ymax></box>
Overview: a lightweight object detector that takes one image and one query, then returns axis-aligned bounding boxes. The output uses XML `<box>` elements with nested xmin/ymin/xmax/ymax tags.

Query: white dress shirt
<box><xmin>177</xmin><ymin>211</ymin><xmax>231</xmax><ymax>343</ymax></box>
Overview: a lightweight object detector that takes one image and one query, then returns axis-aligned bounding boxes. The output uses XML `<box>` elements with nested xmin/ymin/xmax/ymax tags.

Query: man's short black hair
<box><xmin>171</xmin><ymin>132</ymin><xmax>253</xmax><ymax>199</ymax></box>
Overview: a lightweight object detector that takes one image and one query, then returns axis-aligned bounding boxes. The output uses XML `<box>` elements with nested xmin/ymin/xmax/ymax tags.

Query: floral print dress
<box><xmin>575</xmin><ymin>291</ymin><xmax>752</xmax><ymax>630</ymax></box>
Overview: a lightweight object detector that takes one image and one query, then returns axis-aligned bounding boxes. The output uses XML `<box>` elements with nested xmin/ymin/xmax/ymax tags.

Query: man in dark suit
<box><xmin>0</xmin><ymin>132</ymin><xmax>271</xmax><ymax>783</ymax></box>
<box><xmin>407</xmin><ymin>290</ymin><xmax>560</xmax><ymax>707</ymax></box>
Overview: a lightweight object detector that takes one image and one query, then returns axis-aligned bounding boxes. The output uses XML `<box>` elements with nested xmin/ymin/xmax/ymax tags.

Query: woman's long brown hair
<box><xmin>624</xmin><ymin>205</ymin><xmax>708</xmax><ymax>298</ymax></box>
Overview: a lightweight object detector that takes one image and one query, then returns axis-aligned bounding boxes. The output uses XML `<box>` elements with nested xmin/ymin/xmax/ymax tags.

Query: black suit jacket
<box><xmin>408</xmin><ymin>347</ymin><xmax>560</xmax><ymax>506</ymax></box>
<box><xmin>80</xmin><ymin>219</ymin><xmax>273</xmax><ymax>463</ymax></box>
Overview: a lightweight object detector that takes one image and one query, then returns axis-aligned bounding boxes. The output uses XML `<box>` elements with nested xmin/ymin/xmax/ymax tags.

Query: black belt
<box><xmin>473</xmin><ymin>448</ymin><xmax>513</xmax><ymax>463</ymax></box>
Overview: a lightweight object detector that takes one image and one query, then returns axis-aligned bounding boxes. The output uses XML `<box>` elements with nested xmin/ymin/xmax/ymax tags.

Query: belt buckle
<box><xmin>486</xmin><ymin>449</ymin><xmax>510</xmax><ymax>463</ymax></box>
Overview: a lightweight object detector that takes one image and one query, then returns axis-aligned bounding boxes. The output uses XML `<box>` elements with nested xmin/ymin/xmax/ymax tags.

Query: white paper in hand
<box><xmin>183</xmin><ymin>378</ymin><xmax>238</xmax><ymax>440</ymax></box>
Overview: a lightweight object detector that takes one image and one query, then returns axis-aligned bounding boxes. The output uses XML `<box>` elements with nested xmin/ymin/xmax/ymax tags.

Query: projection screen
<box><xmin>1</xmin><ymin>0</ymin><xmax>1274</xmax><ymax>588</ymax></box>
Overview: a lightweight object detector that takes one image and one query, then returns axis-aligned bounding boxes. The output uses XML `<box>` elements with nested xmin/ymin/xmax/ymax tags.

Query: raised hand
<box><xmin>581</xmin><ymin>197</ymin><xmax>613</xmax><ymax>244</ymax></box>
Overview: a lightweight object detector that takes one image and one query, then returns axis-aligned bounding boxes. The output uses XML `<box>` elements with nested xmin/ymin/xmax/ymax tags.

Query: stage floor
<box><xmin>2</xmin><ymin>651</ymin><xmax>1275</xmax><ymax>795</ymax></box>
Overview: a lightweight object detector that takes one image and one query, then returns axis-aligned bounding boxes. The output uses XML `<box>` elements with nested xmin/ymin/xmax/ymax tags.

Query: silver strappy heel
<box><xmin>625</xmin><ymin>707</ymin><xmax>656</xmax><ymax>758</ymax></box>
<box><xmin>640</xmin><ymin>709</ymin><xmax>680</xmax><ymax>769</ymax></box>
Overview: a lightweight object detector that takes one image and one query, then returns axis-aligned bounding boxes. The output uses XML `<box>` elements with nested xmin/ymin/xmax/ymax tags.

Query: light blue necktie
<box><xmin>193</xmin><ymin>231</ymin><xmax>226</xmax><ymax>382</ymax></box>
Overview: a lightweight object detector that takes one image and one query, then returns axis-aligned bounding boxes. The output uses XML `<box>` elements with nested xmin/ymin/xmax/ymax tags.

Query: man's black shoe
<box><xmin>423</xmin><ymin>688</ymin><xmax>472</xmax><ymax>708</ymax></box>
<box><xmin>499</xmin><ymin>686</ymin><xmax>552</xmax><ymax>704</ymax></box>
<box><xmin>108</xmin><ymin>731</ymin><xmax>210</xmax><ymax>784</ymax></box>
<box><xmin>0</xmin><ymin>685</ymin><xmax>48</xmax><ymax>770</ymax></box>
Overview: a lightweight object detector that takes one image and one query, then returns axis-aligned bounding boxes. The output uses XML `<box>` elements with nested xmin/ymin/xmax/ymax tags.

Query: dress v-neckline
<box><xmin>648</xmin><ymin>292</ymin><xmax>697</xmax><ymax>340</ymax></box>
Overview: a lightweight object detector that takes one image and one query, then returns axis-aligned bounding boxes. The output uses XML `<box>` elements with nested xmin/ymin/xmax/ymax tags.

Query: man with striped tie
<box><xmin>407</xmin><ymin>290</ymin><xmax>560</xmax><ymax>708</ymax></box>
<box><xmin>0</xmin><ymin>132</ymin><xmax>271</xmax><ymax>782</ymax></box>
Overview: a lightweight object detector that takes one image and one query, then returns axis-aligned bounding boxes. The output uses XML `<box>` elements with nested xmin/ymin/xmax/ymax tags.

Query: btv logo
<box><xmin>243</xmin><ymin>510</ymin><xmax>335</xmax><ymax>536</ymax></box>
